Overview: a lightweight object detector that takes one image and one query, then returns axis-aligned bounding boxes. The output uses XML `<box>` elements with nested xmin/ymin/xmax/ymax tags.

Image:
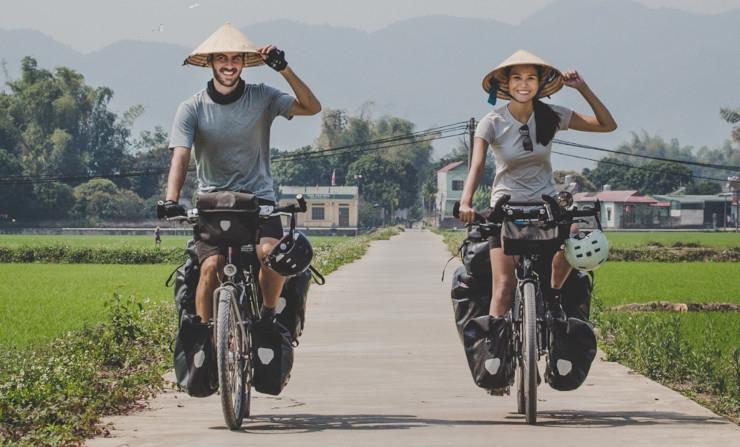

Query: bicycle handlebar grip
<box><xmin>453</xmin><ymin>201</ymin><xmax>460</xmax><ymax>219</ymax></box>
<box><xmin>296</xmin><ymin>194</ymin><xmax>307</xmax><ymax>212</ymax></box>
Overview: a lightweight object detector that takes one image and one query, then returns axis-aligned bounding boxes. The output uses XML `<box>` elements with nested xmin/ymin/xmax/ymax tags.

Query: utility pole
<box><xmin>468</xmin><ymin>117</ymin><xmax>476</xmax><ymax>171</ymax></box>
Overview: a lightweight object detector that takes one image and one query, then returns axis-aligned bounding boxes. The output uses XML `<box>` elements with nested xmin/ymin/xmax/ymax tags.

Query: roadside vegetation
<box><xmin>0</xmin><ymin>228</ymin><xmax>400</xmax><ymax>446</ymax></box>
<box><xmin>437</xmin><ymin>229</ymin><xmax>739</xmax><ymax>423</ymax></box>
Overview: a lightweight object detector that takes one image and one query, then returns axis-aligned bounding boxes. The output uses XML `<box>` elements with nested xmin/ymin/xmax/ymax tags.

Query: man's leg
<box><xmin>257</xmin><ymin>236</ymin><xmax>287</xmax><ymax>312</ymax></box>
<box><xmin>195</xmin><ymin>254</ymin><xmax>225</xmax><ymax>322</ymax></box>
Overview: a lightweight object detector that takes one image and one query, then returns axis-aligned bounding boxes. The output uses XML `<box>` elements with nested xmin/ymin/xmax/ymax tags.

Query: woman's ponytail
<box><xmin>533</xmin><ymin>98</ymin><xmax>560</xmax><ymax>146</ymax></box>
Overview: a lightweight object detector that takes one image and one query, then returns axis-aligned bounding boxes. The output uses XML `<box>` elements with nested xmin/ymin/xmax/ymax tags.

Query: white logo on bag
<box><xmin>194</xmin><ymin>350</ymin><xmax>205</xmax><ymax>368</ymax></box>
<box><xmin>484</xmin><ymin>358</ymin><xmax>501</xmax><ymax>375</ymax></box>
<box><xmin>258</xmin><ymin>348</ymin><xmax>275</xmax><ymax>365</ymax></box>
<box><xmin>556</xmin><ymin>359</ymin><xmax>572</xmax><ymax>376</ymax></box>
<box><xmin>219</xmin><ymin>220</ymin><xmax>231</xmax><ymax>231</ymax></box>
<box><xmin>276</xmin><ymin>297</ymin><xmax>287</xmax><ymax>314</ymax></box>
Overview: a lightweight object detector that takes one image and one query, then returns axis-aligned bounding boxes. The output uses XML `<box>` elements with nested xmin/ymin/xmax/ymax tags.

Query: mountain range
<box><xmin>1</xmin><ymin>0</ymin><xmax>738</xmax><ymax>171</ymax></box>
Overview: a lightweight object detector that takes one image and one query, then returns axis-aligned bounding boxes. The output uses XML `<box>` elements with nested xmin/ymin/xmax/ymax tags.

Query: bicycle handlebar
<box><xmin>453</xmin><ymin>194</ymin><xmax>601</xmax><ymax>228</ymax></box>
<box><xmin>165</xmin><ymin>194</ymin><xmax>308</xmax><ymax>224</ymax></box>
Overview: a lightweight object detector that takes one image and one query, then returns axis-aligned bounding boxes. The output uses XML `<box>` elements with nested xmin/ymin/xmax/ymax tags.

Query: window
<box><xmin>312</xmin><ymin>204</ymin><xmax>325</xmax><ymax>220</ymax></box>
<box><xmin>452</xmin><ymin>180</ymin><xmax>464</xmax><ymax>191</ymax></box>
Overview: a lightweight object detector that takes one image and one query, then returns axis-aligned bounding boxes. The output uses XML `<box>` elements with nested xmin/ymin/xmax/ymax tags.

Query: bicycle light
<box><xmin>223</xmin><ymin>264</ymin><xmax>238</xmax><ymax>277</ymax></box>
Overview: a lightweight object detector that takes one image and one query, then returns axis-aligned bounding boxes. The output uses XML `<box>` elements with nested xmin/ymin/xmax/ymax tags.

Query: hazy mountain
<box><xmin>1</xmin><ymin>0</ymin><xmax>738</xmax><ymax>171</ymax></box>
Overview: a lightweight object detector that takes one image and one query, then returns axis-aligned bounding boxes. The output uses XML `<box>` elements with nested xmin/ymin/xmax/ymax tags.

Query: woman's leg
<box><xmin>490</xmin><ymin>247</ymin><xmax>517</xmax><ymax>316</ymax></box>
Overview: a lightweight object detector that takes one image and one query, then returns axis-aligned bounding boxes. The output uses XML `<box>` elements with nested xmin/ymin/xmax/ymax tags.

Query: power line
<box><xmin>551</xmin><ymin>150</ymin><xmax>730</xmax><ymax>183</ymax></box>
<box><xmin>0</xmin><ymin>122</ymin><xmax>468</xmax><ymax>185</ymax></box>
<box><xmin>552</xmin><ymin>138</ymin><xmax>740</xmax><ymax>172</ymax></box>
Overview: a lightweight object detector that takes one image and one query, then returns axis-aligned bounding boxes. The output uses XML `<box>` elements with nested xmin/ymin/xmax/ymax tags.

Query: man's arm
<box><xmin>257</xmin><ymin>45</ymin><xmax>321</xmax><ymax>116</ymax></box>
<box><xmin>165</xmin><ymin>147</ymin><xmax>191</xmax><ymax>202</ymax></box>
<box><xmin>280</xmin><ymin>66</ymin><xmax>321</xmax><ymax>116</ymax></box>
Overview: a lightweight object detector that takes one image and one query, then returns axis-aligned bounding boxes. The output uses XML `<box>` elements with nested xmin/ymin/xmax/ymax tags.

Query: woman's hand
<box><xmin>457</xmin><ymin>202</ymin><xmax>476</xmax><ymax>224</ymax></box>
<box><xmin>562</xmin><ymin>70</ymin><xmax>587</xmax><ymax>91</ymax></box>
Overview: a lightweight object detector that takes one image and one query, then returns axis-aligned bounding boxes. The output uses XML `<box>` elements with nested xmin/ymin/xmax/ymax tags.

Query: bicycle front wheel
<box><xmin>522</xmin><ymin>281</ymin><xmax>538</xmax><ymax>425</ymax></box>
<box><xmin>216</xmin><ymin>286</ymin><xmax>247</xmax><ymax>430</ymax></box>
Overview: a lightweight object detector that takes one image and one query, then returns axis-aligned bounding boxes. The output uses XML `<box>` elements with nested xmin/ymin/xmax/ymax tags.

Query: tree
<box><xmin>73</xmin><ymin>179</ymin><xmax>145</xmax><ymax>221</ymax></box>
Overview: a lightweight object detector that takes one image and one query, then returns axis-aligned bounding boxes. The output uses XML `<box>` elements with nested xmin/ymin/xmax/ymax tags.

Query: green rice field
<box><xmin>0</xmin><ymin>264</ymin><xmax>177</xmax><ymax>349</ymax></box>
<box><xmin>0</xmin><ymin>234</ymin><xmax>341</xmax><ymax>249</ymax></box>
<box><xmin>604</xmin><ymin>231</ymin><xmax>740</xmax><ymax>248</ymax></box>
<box><xmin>594</xmin><ymin>262</ymin><xmax>740</xmax><ymax>306</ymax></box>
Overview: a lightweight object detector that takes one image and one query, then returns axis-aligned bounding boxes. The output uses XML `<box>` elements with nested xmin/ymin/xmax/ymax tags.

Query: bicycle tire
<box><xmin>522</xmin><ymin>281</ymin><xmax>538</xmax><ymax>425</ymax></box>
<box><xmin>216</xmin><ymin>287</ymin><xmax>247</xmax><ymax>430</ymax></box>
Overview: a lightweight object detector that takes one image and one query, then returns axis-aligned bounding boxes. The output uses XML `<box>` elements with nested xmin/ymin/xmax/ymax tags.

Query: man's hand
<box><xmin>258</xmin><ymin>45</ymin><xmax>288</xmax><ymax>72</ymax></box>
<box><xmin>156</xmin><ymin>200</ymin><xmax>186</xmax><ymax>219</ymax></box>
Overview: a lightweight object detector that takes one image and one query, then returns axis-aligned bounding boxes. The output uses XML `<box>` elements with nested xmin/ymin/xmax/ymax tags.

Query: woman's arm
<box><xmin>563</xmin><ymin>70</ymin><xmax>617</xmax><ymax>133</ymax></box>
<box><xmin>458</xmin><ymin>136</ymin><xmax>489</xmax><ymax>223</ymax></box>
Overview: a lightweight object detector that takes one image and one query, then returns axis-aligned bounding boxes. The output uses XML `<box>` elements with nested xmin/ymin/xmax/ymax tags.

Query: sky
<box><xmin>2</xmin><ymin>0</ymin><xmax>739</xmax><ymax>52</ymax></box>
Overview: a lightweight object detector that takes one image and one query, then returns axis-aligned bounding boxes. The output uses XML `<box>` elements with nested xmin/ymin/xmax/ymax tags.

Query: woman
<box><xmin>458</xmin><ymin>50</ymin><xmax>616</xmax><ymax>320</ymax></box>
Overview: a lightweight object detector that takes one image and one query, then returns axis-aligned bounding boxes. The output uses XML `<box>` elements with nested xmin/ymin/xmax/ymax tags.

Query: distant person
<box><xmin>456</xmin><ymin>50</ymin><xmax>616</xmax><ymax>393</ymax></box>
<box><xmin>154</xmin><ymin>225</ymin><xmax>161</xmax><ymax>246</ymax></box>
<box><xmin>157</xmin><ymin>22</ymin><xmax>321</xmax><ymax>324</ymax></box>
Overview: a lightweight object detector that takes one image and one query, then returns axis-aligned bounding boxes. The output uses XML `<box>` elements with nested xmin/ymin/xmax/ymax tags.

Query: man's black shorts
<box><xmin>194</xmin><ymin>199</ymin><xmax>284</xmax><ymax>264</ymax></box>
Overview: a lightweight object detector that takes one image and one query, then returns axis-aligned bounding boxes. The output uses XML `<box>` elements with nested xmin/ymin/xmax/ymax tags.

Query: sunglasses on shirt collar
<box><xmin>519</xmin><ymin>125</ymin><xmax>533</xmax><ymax>152</ymax></box>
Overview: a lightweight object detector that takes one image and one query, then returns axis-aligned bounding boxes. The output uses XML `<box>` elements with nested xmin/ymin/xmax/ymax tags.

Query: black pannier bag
<box><xmin>169</xmin><ymin>239</ymin><xmax>199</xmax><ymax>317</ymax></box>
<box><xmin>276</xmin><ymin>269</ymin><xmax>312</xmax><ymax>343</ymax></box>
<box><xmin>173</xmin><ymin>313</ymin><xmax>219</xmax><ymax>397</ymax></box>
<box><xmin>546</xmin><ymin>317</ymin><xmax>597</xmax><ymax>391</ymax></box>
<box><xmin>561</xmin><ymin>270</ymin><xmax>593</xmax><ymax>321</ymax></box>
<box><xmin>451</xmin><ymin>249</ymin><xmax>514</xmax><ymax>391</ymax></box>
<box><xmin>195</xmin><ymin>191</ymin><xmax>260</xmax><ymax>246</ymax></box>
<box><xmin>251</xmin><ymin>320</ymin><xmax>294</xmax><ymax>396</ymax></box>
<box><xmin>462</xmin><ymin>314</ymin><xmax>514</xmax><ymax>390</ymax></box>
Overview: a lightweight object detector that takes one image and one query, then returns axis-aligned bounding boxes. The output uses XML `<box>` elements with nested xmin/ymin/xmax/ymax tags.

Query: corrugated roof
<box><xmin>574</xmin><ymin>190</ymin><xmax>659</xmax><ymax>203</ymax></box>
<box><xmin>653</xmin><ymin>194</ymin><xmax>729</xmax><ymax>203</ymax></box>
<box><xmin>437</xmin><ymin>160</ymin><xmax>465</xmax><ymax>173</ymax></box>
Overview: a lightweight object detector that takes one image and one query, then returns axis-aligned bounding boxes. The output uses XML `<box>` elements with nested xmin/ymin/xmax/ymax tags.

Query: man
<box><xmin>159</xmin><ymin>22</ymin><xmax>321</xmax><ymax>324</ymax></box>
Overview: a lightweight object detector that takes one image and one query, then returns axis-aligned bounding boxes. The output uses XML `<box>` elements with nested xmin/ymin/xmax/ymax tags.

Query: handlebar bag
<box><xmin>501</xmin><ymin>220</ymin><xmax>562</xmax><ymax>256</ymax></box>
<box><xmin>195</xmin><ymin>192</ymin><xmax>260</xmax><ymax>245</ymax></box>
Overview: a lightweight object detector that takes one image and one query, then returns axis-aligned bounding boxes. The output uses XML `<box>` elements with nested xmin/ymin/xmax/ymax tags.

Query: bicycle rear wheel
<box><xmin>522</xmin><ymin>281</ymin><xmax>538</xmax><ymax>425</ymax></box>
<box><xmin>216</xmin><ymin>287</ymin><xmax>248</xmax><ymax>430</ymax></box>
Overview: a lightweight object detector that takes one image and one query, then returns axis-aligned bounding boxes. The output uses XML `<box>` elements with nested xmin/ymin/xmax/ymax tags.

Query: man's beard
<box><xmin>212</xmin><ymin>67</ymin><xmax>242</xmax><ymax>88</ymax></box>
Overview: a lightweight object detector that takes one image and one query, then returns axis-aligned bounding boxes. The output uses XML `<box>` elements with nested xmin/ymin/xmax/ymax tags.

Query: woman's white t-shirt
<box><xmin>475</xmin><ymin>103</ymin><xmax>572</xmax><ymax>207</ymax></box>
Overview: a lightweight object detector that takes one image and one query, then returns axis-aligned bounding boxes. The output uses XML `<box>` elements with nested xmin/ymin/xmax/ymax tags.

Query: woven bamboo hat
<box><xmin>183</xmin><ymin>22</ymin><xmax>264</xmax><ymax>68</ymax></box>
<box><xmin>482</xmin><ymin>50</ymin><xmax>563</xmax><ymax>100</ymax></box>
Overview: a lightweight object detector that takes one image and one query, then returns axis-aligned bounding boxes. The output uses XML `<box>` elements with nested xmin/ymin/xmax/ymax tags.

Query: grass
<box><xmin>594</xmin><ymin>262</ymin><xmax>740</xmax><ymax>306</ymax></box>
<box><xmin>0</xmin><ymin>264</ymin><xmax>176</xmax><ymax>349</ymax></box>
<box><xmin>0</xmin><ymin>229</ymin><xmax>399</xmax><ymax>349</ymax></box>
<box><xmin>599</xmin><ymin>311</ymin><xmax>739</xmax><ymax>421</ymax></box>
<box><xmin>604</xmin><ymin>231</ymin><xmax>740</xmax><ymax>248</ymax></box>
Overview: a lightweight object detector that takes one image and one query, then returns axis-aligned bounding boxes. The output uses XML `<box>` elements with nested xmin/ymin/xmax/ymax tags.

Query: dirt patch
<box><xmin>608</xmin><ymin>301</ymin><xmax>740</xmax><ymax>312</ymax></box>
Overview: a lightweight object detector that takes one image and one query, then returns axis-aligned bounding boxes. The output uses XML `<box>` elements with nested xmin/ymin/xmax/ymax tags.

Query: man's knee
<box><xmin>200</xmin><ymin>255</ymin><xmax>224</xmax><ymax>280</ymax></box>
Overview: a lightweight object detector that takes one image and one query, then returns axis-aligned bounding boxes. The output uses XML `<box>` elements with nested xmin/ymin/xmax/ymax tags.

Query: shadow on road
<box><xmin>535</xmin><ymin>410</ymin><xmax>730</xmax><ymax>428</ymax></box>
<box><xmin>207</xmin><ymin>410</ymin><xmax>731</xmax><ymax>433</ymax></box>
<box><xmin>210</xmin><ymin>413</ymin><xmax>508</xmax><ymax>433</ymax></box>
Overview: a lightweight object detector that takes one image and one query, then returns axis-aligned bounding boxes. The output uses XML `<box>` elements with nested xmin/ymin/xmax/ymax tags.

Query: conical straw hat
<box><xmin>183</xmin><ymin>22</ymin><xmax>264</xmax><ymax>68</ymax></box>
<box><xmin>482</xmin><ymin>50</ymin><xmax>563</xmax><ymax>100</ymax></box>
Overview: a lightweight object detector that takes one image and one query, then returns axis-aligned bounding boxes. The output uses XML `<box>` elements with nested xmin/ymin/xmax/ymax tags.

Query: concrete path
<box><xmin>88</xmin><ymin>230</ymin><xmax>738</xmax><ymax>447</ymax></box>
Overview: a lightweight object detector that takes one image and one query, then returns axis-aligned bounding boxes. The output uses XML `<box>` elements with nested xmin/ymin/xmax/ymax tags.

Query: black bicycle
<box><xmin>454</xmin><ymin>194</ymin><xmax>601</xmax><ymax>424</ymax></box>
<box><xmin>169</xmin><ymin>193</ymin><xmax>307</xmax><ymax>429</ymax></box>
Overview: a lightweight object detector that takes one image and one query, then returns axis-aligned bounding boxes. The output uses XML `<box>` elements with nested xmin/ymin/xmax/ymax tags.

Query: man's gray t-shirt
<box><xmin>475</xmin><ymin>103</ymin><xmax>572</xmax><ymax>207</ymax></box>
<box><xmin>168</xmin><ymin>83</ymin><xmax>295</xmax><ymax>201</ymax></box>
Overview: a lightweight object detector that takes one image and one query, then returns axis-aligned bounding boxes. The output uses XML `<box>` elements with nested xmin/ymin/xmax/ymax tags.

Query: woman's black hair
<box><xmin>505</xmin><ymin>66</ymin><xmax>560</xmax><ymax>146</ymax></box>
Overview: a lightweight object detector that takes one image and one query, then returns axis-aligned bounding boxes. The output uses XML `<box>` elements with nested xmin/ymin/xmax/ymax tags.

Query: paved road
<box><xmin>89</xmin><ymin>230</ymin><xmax>738</xmax><ymax>447</ymax></box>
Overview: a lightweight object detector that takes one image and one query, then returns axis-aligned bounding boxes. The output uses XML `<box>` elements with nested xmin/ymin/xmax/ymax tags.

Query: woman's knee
<box><xmin>199</xmin><ymin>255</ymin><xmax>223</xmax><ymax>279</ymax></box>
